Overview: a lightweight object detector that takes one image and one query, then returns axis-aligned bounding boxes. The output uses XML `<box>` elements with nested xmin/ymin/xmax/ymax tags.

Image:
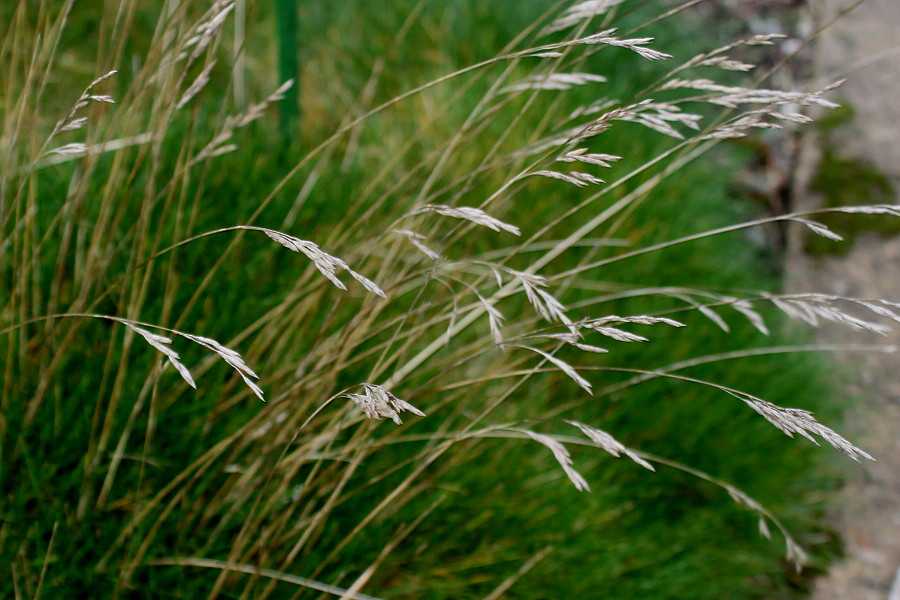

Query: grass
<box><xmin>2</xmin><ymin>1</ymin><xmax>896</xmax><ymax>598</ymax></box>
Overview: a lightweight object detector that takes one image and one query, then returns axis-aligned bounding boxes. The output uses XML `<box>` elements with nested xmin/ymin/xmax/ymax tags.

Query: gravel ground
<box><xmin>785</xmin><ymin>1</ymin><xmax>900</xmax><ymax>598</ymax></box>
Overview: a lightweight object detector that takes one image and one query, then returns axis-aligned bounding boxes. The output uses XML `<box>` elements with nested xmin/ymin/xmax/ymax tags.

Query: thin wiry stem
<box><xmin>145</xmin><ymin>558</ymin><xmax>383</xmax><ymax>600</ymax></box>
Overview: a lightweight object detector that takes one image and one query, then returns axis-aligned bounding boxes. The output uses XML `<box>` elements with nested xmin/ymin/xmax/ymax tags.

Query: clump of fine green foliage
<box><xmin>4</xmin><ymin>1</ymin><xmax>887</xmax><ymax>599</ymax></box>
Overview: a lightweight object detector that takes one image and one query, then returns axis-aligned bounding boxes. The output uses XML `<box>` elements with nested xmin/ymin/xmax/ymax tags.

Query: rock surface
<box><xmin>786</xmin><ymin>1</ymin><xmax>900</xmax><ymax>598</ymax></box>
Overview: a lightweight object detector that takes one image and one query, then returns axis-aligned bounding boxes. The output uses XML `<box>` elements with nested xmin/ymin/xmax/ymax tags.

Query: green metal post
<box><xmin>275</xmin><ymin>0</ymin><xmax>301</xmax><ymax>136</ymax></box>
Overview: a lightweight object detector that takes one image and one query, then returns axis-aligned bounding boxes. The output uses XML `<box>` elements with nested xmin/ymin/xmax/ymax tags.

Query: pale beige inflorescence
<box><xmin>344</xmin><ymin>384</ymin><xmax>426</xmax><ymax>425</ymax></box>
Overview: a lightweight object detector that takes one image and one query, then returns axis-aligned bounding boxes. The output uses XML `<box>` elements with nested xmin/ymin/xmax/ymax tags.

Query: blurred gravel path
<box><xmin>786</xmin><ymin>1</ymin><xmax>900</xmax><ymax>598</ymax></box>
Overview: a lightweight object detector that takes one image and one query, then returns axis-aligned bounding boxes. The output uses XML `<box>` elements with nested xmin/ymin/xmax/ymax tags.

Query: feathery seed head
<box><xmin>344</xmin><ymin>384</ymin><xmax>425</xmax><ymax>425</ymax></box>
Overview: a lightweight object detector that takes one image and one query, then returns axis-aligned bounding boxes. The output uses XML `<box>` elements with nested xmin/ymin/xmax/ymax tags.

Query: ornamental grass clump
<box><xmin>2</xmin><ymin>1</ymin><xmax>897</xmax><ymax>597</ymax></box>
